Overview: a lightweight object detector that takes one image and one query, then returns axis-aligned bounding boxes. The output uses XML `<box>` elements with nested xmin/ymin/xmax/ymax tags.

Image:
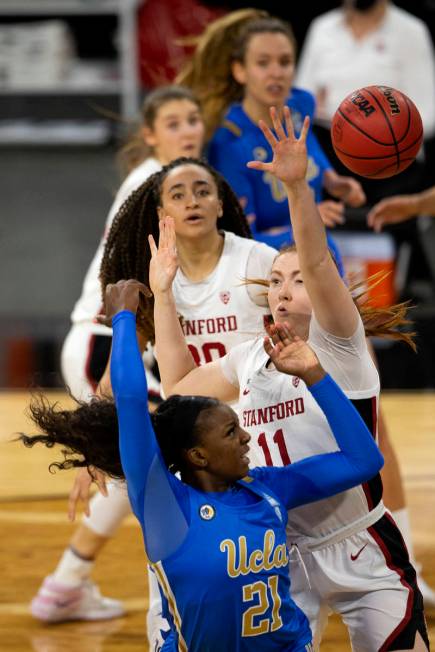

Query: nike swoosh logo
<box><xmin>351</xmin><ymin>542</ymin><xmax>368</xmax><ymax>561</ymax></box>
<box><xmin>243</xmin><ymin>388</ymin><xmax>250</xmax><ymax>395</ymax></box>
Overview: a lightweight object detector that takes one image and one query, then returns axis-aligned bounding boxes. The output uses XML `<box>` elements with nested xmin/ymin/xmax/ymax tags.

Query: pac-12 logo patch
<box><xmin>292</xmin><ymin>376</ymin><xmax>300</xmax><ymax>387</ymax></box>
<box><xmin>219</xmin><ymin>291</ymin><xmax>231</xmax><ymax>305</ymax></box>
<box><xmin>199</xmin><ymin>504</ymin><xmax>216</xmax><ymax>520</ymax></box>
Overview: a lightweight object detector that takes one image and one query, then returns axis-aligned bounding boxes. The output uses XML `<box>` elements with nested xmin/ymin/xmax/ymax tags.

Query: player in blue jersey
<box><xmin>177</xmin><ymin>9</ymin><xmax>366</xmax><ymax>262</ymax></box>
<box><xmin>20</xmin><ymin>277</ymin><xmax>384</xmax><ymax>652</ymax></box>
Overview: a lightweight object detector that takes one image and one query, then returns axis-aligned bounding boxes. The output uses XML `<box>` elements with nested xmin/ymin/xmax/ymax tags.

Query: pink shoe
<box><xmin>31</xmin><ymin>575</ymin><xmax>125</xmax><ymax>622</ymax></box>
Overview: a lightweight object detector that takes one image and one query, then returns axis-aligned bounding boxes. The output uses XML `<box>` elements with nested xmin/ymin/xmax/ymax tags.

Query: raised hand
<box><xmin>148</xmin><ymin>216</ymin><xmax>179</xmax><ymax>295</ymax></box>
<box><xmin>98</xmin><ymin>279</ymin><xmax>151</xmax><ymax>327</ymax></box>
<box><xmin>247</xmin><ymin>106</ymin><xmax>310</xmax><ymax>188</ymax></box>
<box><xmin>264</xmin><ymin>322</ymin><xmax>325</xmax><ymax>386</ymax></box>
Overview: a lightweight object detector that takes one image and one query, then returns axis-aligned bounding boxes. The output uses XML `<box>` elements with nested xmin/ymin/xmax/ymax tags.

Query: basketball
<box><xmin>331</xmin><ymin>85</ymin><xmax>423</xmax><ymax>179</ymax></box>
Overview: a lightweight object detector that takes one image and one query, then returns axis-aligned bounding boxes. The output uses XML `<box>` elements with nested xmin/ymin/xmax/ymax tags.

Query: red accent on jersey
<box><xmin>369</xmin><ymin>514</ymin><xmax>414</xmax><ymax>651</ymax></box>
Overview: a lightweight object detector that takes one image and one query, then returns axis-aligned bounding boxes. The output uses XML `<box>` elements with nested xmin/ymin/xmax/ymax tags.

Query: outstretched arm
<box><xmin>252</xmin><ymin>325</ymin><xmax>383</xmax><ymax>508</ymax></box>
<box><xmin>150</xmin><ymin>218</ymin><xmax>239</xmax><ymax>402</ymax></box>
<box><xmin>107</xmin><ymin>281</ymin><xmax>190</xmax><ymax>562</ymax></box>
<box><xmin>248</xmin><ymin>107</ymin><xmax>360</xmax><ymax>338</ymax></box>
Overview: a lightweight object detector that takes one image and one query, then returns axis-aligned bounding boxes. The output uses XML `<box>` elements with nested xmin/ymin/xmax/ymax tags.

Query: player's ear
<box><xmin>185</xmin><ymin>447</ymin><xmax>208</xmax><ymax>469</ymax></box>
<box><xmin>231</xmin><ymin>60</ymin><xmax>247</xmax><ymax>86</ymax></box>
<box><xmin>142</xmin><ymin>126</ymin><xmax>157</xmax><ymax>147</ymax></box>
<box><xmin>217</xmin><ymin>200</ymin><xmax>223</xmax><ymax>219</ymax></box>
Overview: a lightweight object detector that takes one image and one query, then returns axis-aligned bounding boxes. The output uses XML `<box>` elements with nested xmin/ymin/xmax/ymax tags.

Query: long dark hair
<box><xmin>100</xmin><ymin>156</ymin><xmax>251</xmax><ymax>343</ymax></box>
<box><xmin>19</xmin><ymin>394</ymin><xmax>220</xmax><ymax>479</ymax></box>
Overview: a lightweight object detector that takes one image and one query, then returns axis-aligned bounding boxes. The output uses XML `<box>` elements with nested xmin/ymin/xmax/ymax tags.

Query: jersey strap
<box><xmin>222</xmin><ymin>119</ymin><xmax>242</xmax><ymax>137</ymax></box>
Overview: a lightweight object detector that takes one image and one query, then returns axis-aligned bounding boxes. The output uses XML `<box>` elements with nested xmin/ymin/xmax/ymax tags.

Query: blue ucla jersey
<box><xmin>153</xmin><ymin>477</ymin><xmax>311</xmax><ymax>651</ymax></box>
<box><xmin>208</xmin><ymin>89</ymin><xmax>343</xmax><ymax>273</ymax></box>
<box><xmin>111</xmin><ymin>311</ymin><xmax>382</xmax><ymax>651</ymax></box>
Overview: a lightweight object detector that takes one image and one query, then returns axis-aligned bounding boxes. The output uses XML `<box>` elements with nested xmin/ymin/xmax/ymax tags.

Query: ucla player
<box><xmin>21</xmin><ymin>277</ymin><xmax>384</xmax><ymax>652</ymax></box>
<box><xmin>177</xmin><ymin>9</ymin><xmax>365</xmax><ymax>259</ymax></box>
<box><xmin>150</xmin><ymin>110</ymin><xmax>429</xmax><ymax>650</ymax></box>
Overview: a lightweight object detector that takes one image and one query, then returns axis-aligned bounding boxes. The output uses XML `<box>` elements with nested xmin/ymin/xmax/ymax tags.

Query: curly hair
<box><xmin>117</xmin><ymin>85</ymin><xmax>202</xmax><ymax>177</ymax></box>
<box><xmin>176</xmin><ymin>9</ymin><xmax>297</xmax><ymax>139</ymax></box>
<box><xmin>19</xmin><ymin>393</ymin><xmax>220</xmax><ymax>479</ymax></box>
<box><xmin>100</xmin><ymin>156</ymin><xmax>251</xmax><ymax>344</ymax></box>
<box><xmin>245</xmin><ymin>245</ymin><xmax>416</xmax><ymax>350</ymax></box>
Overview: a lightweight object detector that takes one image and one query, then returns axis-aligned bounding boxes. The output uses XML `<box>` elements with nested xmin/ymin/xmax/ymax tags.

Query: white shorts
<box><xmin>290</xmin><ymin>514</ymin><xmax>428</xmax><ymax>651</ymax></box>
<box><xmin>61</xmin><ymin>322</ymin><xmax>161</xmax><ymax>402</ymax></box>
<box><xmin>61</xmin><ymin>323</ymin><xmax>108</xmax><ymax>401</ymax></box>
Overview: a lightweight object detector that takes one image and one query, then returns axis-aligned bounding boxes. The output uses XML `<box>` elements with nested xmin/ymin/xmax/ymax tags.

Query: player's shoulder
<box><xmin>224</xmin><ymin>231</ymin><xmax>276</xmax><ymax>258</ymax></box>
<box><xmin>308</xmin><ymin>8</ymin><xmax>342</xmax><ymax>32</ymax></box>
<box><xmin>117</xmin><ymin>157</ymin><xmax>161</xmax><ymax>199</ymax></box>
<box><xmin>211</xmin><ymin>104</ymin><xmax>253</xmax><ymax>144</ymax></box>
<box><xmin>288</xmin><ymin>88</ymin><xmax>316</xmax><ymax>121</ymax></box>
<box><xmin>388</xmin><ymin>5</ymin><xmax>430</xmax><ymax>35</ymax></box>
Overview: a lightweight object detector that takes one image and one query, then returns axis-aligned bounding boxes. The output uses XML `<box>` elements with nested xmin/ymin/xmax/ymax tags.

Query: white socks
<box><xmin>53</xmin><ymin>547</ymin><xmax>94</xmax><ymax>587</ymax></box>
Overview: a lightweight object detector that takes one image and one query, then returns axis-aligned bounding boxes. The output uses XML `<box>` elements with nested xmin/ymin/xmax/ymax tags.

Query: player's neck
<box><xmin>345</xmin><ymin>1</ymin><xmax>388</xmax><ymax>40</ymax></box>
<box><xmin>177</xmin><ymin>230</ymin><xmax>225</xmax><ymax>282</ymax></box>
<box><xmin>242</xmin><ymin>97</ymin><xmax>284</xmax><ymax>127</ymax></box>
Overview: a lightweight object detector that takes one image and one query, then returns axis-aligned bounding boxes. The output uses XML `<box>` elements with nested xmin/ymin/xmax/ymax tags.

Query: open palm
<box><xmin>148</xmin><ymin>217</ymin><xmax>179</xmax><ymax>294</ymax></box>
<box><xmin>247</xmin><ymin>106</ymin><xmax>310</xmax><ymax>187</ymax></box>
<box><xmin>264</xmin><ymin>323</ymin><xmax>321</xmax><ymax>379</ymax></box>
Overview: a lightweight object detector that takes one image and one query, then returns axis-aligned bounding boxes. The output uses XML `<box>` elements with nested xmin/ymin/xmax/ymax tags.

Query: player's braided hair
<box><xmin>19</xmin><ymin>394</ymin><xmax>220</xmax><ymax>479</ymax></box>
<box><xmin>176</xmin><ymin>9</ymin><xmax>297</xmax><ymax>139</ymax></box>
<box><xmin>100</xmin><ymin>156</ymin><xmax>251</xmax><ymax>344</ymax></box>
<box><xmin>117</xmin><ymin>85</ymin><xmax>202</xmax><ymax>177</ymax></box>
<box><xmin>246</xmin><ymin>244</ymin><xmax>416</xmax><ymax>349</ymax></box>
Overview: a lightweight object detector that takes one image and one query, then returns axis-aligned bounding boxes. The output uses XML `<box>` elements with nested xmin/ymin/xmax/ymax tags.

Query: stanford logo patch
<box><xmin>292</xmin><ymin>377</ymin><xmax>300</xmax><ymax>388</ymax></box>
<box><xmin>219</xmin><ymin>291</ymin><xmax>230</xmax><ymax>305</ymax></box>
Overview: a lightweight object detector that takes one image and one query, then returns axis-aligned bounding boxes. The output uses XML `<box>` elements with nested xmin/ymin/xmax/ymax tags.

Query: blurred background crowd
<box><xmin>1</xmin><ymin>0</ymin><xmax>435</xmax><ymax>391</ymax></box>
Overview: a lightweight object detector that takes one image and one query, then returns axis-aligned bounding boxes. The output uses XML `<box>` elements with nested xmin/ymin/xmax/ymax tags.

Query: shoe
<box><xmin>30</xmin><ymin>575</ymin><xmax>125</xmax><ymax>622</ymax></box>
<box><xmin>418</xmin><ymin>574</ymin><xmax>435</xmax><ymax>608</ymax></box>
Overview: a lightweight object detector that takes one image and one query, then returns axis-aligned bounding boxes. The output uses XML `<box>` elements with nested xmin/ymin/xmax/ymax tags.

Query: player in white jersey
<box><xmin>31</xmin><ymin>86</ymin><xmax>206</xmax><ymax>624</ymax></box>
<box><xmin>61</xmin><ymin>85</ymin><xmax>204</xmax><ymax>401</ymax></box>
<box><xmin>150</xmin><ymin>108</ymin><xmax>428</xmax><ymax>650</ymax></box>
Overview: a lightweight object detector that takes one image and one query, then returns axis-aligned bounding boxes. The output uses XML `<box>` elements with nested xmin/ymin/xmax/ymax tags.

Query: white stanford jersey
<box><xmin>70</xmin><ymin>157</ymin><xmax>161</xmax><ymax>333</ymax></box>
<box><xmin>173</xmin><ymin>231</ymin><xmax>276</xmax><ymax>365</ymax></box>
<box><xmin>220</xmin><ymin>315</ymin><xmax>382</xmax><ymax>540</ymax></box>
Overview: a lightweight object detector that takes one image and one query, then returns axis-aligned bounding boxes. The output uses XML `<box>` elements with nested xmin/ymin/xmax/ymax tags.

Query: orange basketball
<box><xmin>331</xmin><ymin>85</ymin><xmax>423</xmax><ymax>179</ymax></box>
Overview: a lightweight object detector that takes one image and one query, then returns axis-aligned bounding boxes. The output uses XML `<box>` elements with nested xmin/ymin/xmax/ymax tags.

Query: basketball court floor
<box><xmin>1</xmin><ymin>390</ymin><xmax>434</xmax><ymax>651</ymax></box>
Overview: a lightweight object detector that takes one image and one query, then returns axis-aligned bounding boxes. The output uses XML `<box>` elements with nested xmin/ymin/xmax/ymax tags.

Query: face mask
<box><xmin>351</xmin><ymin>0</ymin><xmax>379</xmax><ymax>11</ymax></box>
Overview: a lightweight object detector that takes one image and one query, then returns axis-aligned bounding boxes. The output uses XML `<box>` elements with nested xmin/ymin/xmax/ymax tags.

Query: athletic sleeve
<box><xmin>111</xmin><ymin>310</ymin><xmax>190</xmax><ymax>562</ymax></box>
<box><xmin>308</xmin><ymin>313</ymin><xmax>379</xmax><ymax>396</ymax></box>
<box><xmin>219</xmin><ymin>339</ymin><xmax>253</xmax><ymax>388</ymax></box>
<box><xmin>250</xmin><ymin>373</ymin><xmax>384</xmax><ymax>510</ymax></box>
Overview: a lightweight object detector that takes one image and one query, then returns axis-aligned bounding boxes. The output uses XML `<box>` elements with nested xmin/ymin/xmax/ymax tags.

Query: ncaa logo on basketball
<box><xmin>220</xmin><ymin>291</ymin><xmax>231</xmax><ymax>305</ymax></box>
<box><xmin>199</xmin><ymin>504</ymin><xmax>216</xmax><ymax>520</ymax></box>
<box><xmin>350</xmin><ymin>92</ymin><xmax>375</xmax><ymax>117</ymax></box>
